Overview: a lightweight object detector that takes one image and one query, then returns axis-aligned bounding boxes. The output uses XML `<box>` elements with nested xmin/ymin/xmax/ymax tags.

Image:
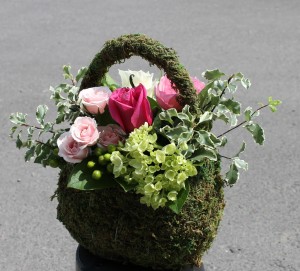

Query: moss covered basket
<box><xmin>56</xmin><ymin>34</ymin><xmax>225</xmax><ymax>270</ymax></box>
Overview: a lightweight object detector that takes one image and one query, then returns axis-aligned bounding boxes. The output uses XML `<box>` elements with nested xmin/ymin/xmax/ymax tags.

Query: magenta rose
<box><xmin>108</xmin><ymin>84</ymin><xmax>153</xmax><ymax>133</ymax></box>
<box><xmin>97</xmin><ymin>124</ymin><xmax>126</xmax><ymax>148</ymax></box>
<box><xmin>155</xmin><ymin>75</ymin><xmax>205</xmax><ymax>110</ymax></box>
<box><xmin>79</xmin><ymin>87</ymin><xmax>111</xmax><ymax>115</ymax></box>
<box><xmin>70</xmin><ymin>117</ymin><xmax>99</xmax><ymax>148</ymax></box>
<box><xmin>57</xmin><ymin>132</ymin><xmax>89</xmax><ymax>163</ymax></box>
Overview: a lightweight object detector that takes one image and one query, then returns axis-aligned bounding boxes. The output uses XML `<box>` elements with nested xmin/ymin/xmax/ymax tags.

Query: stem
<box><xmin>220</xmin><ymin>154</ymin><xmax>231</xmax><ymax>160</ymax></box>
<box><xmin>211</xmin><ymin>74</ymin><xmax>234</xmax><ymax>113</ymax></box>
<box><xmin>21</xmin><ymin>123</ymin><xmax>55</xmax><ymax>134</ymax></box>
<box><xmin>36</xmin><ymin>140</ymin><xmax>46</xmax><ymax>145</ymax></box>
<box><xmin>129</xmin><ymin>74</ymin><xmax>135</xmax><ymax>88</ymax></box>
<box><xmin>71</xmin><ymin>75</ymin><xmax>76</xmax><ymax>86</ymax></box>
<box><xmin>217</xmin><ymin>104</ymin><xmax>269</xmax><ymax>138</ymax></box>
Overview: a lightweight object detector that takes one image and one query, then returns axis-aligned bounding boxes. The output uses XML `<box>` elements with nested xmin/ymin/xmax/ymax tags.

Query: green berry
<box><xmin>53</xmin><ymin>148</ymin><xmax>59</xmax><ymax>156</ymax></box>
<box><xmin>107</xmin><ymin>163</ymin><xmax>114</xmax><ymax>173</ymax></box>
<box><xmin>92</xmin><ymin>170</ymin><xmax>102</xmax><ymax>180</ymax></box>
<box><xmin>87</xmin><ymin>161</ymin><xmax>96</xmax><ymax>168</ymax></box>
<box><xmin>94</xmin><ymin>147</ymin><xmax>104</xmax><ymax>156</ymax></box>
<box><xmin>98</xmin><ymin>155</ymin><xmax>106</xmax><ymax>165</ymax></box>
<box><xmin>49</xmin><ymin>159</ymin><xmax>59</xmax><ymax>168</ymax></box>
<box><xmin>107</xmin><ymin>144</ymin><xmax>116</xmax><ymax>153</ymax></box>
<box><xmin>103</xmin><ymin>153</ymin><xmax>111</xmax><ymax>161</ymax></box>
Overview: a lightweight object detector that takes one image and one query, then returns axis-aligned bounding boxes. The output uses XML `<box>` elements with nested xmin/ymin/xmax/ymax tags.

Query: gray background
<box><xmin>1</xmin><ymin>1</ymin><xmax>299</xmax><ymax>270</ymax></box>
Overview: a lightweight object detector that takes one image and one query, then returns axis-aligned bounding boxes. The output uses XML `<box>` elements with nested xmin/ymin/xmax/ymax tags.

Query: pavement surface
<box><xmin>0</xmin><ymin>1</ymin><xmax>299</xmax><ymax>270</ymax></box>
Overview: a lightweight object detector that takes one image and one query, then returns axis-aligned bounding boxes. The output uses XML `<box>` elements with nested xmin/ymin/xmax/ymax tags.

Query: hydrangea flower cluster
<box><xmin>111</xmin><ymin>124</ymin><xmax>197</xmax><ymax>209</ymax></box>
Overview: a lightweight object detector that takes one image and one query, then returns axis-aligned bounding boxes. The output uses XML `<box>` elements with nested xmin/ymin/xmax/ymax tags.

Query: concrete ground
<box><xmin>0</xmin><ymin>0</ymin><xmax>299</xmax><ymax>270</ymax></box>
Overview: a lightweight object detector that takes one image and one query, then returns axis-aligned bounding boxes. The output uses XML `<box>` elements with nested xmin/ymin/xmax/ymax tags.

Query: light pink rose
<box><xmin>97</xmin><ymin>124</ymin><xmax>125</xmax><ymax>147</ymax></box>
<box><xmin>108</xmin><ymin>84</ymin><xmax>153</xmax><ymax>133</ymax></box>
<box><xmin>79</xmin><ymin>87</ymin><xmax>111</xmax><ymax>115</ymax></box>
<box><xmin>155</xmin><ymin>75</ymin><xmax>205</xmax><ymax>110</ymax></box>
<box><xmin>191</xmin><ymin>77</ymin><xmax>206</xmax><ymax>93</ymax></box>
<box><xmin>57</xmin><ymin>132</ymin><xmax>89</xmax><ymax>163</ymax></box>
<box><xmin>70</xmin><ymin>117</ymin><xmax>99</xmax><ymax>148</ymax></box>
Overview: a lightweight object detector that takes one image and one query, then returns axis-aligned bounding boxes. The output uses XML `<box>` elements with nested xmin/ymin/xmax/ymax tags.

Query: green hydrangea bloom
<box><xmin>110</xmin><ymin>123</ymin><xmax>197</xmax><ymax>210</ymax></box>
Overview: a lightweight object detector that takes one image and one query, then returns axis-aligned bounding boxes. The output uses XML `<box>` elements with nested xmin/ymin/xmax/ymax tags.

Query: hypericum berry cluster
<box><xmin>86</xmin><ymin>145</ymin><xmax>117</xmax><ymax>180</ymax></box>
<box><xmin>110</xmin><ymin>124</ymin><xmax>197</xmax><ymax>209</ymax></box>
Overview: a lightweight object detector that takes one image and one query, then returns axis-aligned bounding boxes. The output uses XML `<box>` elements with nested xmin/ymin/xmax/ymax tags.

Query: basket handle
<box><xmin>80</xmin><ymin>34</ymin><xmax>199</xmax><ymax>112</ymax></box>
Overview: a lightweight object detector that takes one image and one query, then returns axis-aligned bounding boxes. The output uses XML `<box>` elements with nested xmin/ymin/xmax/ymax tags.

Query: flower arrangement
<box><xmin>9</xmin><ymin>34</ymin><xmax>281</xmax><ymax>269</ymax></box>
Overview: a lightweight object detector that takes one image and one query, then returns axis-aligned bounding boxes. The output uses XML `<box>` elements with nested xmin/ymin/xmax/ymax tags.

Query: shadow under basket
<box><xmin>76</xmin><ymin>245</ymin><xmax>205</xmax><ymax>271</ymax></box>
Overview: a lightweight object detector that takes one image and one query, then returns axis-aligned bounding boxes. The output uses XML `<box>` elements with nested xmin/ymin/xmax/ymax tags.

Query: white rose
<box><xmin>118</xmin><ymin>70</ymin><xmax>157</xmax><ymax>98</ymax></box>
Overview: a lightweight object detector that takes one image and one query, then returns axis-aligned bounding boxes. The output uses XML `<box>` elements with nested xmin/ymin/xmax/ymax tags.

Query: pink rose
<box><xmin>191</xmin><ymin>77</ymin><xmax>206</xmax><ymax>93</ymax></box>
<box><xmin>57</xmin><ymin>132</ymin><xmax>89</xmax><ymax>163</ymax></box>
<box><xmin>70</xmin><ymin>117</ymin><xmax>99</xmax><ymax>148</ymax></box>
<box><xmin>79</xmin><ymin>87</ymin><xmax>111</xmax><ymax>115</ymax></box>
<box><xmin>108</xmin><ymin>84</ymin><xmax>153</xmax><ymax>133</ymax></box>
<box><xmin>155</xmin><ymin>75</ymin><xmax>205</xmax><ymax>110</ymax></box>
<box><xmin>98</xmin><ymin>124</ymin><xmax>125</xmax><ymax>147</ymax></box>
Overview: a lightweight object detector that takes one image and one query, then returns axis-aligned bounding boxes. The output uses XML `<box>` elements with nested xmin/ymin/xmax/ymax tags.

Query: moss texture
<box><xmin>56</xmin><ymin>160</ymin><xmax>225</xmax><ymax>270</ymax></box>
<box><xmin>79</xmin><ymin>34</ymin><xmax>199</xmax><ymax>113</ymax></box>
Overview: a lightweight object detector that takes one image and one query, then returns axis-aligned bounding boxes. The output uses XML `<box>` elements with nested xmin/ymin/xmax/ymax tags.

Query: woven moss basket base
<box><xmin>56</xmin><ymin>34</ymin><xmax>225</xmax><ymax>270</ymax></box>
<box><xmin>76</xmin><ymin>245</ymin><xmax>205</xmax><ymax>271</ymax></box>
<box><xmin>57</xmin><ymin>160</ymin><xmax>224</xmax><ymax>270</ymax></box>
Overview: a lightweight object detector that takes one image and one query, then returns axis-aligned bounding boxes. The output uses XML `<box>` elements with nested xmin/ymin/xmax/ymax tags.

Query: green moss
<box><xmin>56</xmin><ymin>160</ymin><xmax>225</xmax><ymax>270</ymax></box>
<box><xmin>79</xmin><ymin>34</ymin><xmax>199</xmax><ymax>113</ymax></box>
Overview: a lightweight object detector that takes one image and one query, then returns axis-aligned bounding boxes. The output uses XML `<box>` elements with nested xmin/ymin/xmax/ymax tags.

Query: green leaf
<box><xmin>228</xmin><ymin>112</ymin><xmax>238</xmax><ymax>126</ymax></box>
<box><xmin>220</xmin><ymin>99</ymin><xmax>241</xmax><ymax>115</ymax></box>
<box><xmin>95</xmin><ymin>108</ymin><xmax>116</xmax><ymax>126</ymax></box>
<box><xmin>161</xmin><ymin>126</ymin><xmax>189</xmax><ymax>141</ymax></box>
<box><xmin>34</xmin><ymin>143</ymin><xmax>42</xmax><ymax>156</ymax></box>
<box><xmin>67</xmin><ymin>161</ymin><xmax>118</xmax><ymax>190</ymax></box>
<box><xmin>225</xmin><ymin>163</ymin><xmax>239</xmax><ymax>185</ymax></box>
<box><xmin>190</xmin><ymin>147</ymin><xmax>217</xmax><ymax>161</ymax></box>
<box><xmin>244</xmin><ymin>106</ymin><xmax>253</xmax><ymax>121</ymax></box>
<box><xmin>234</xmin><ymin>141</ymin><xmax>246</xmax><ymax>157</ymax></box>
<box><xmin>75</xmin><ymin>67</ymin><xmax>87</xmax><ymax>83</ymax></box>
<box><xmin>148</xmin><ymin>96</ymin><xmax>159</xmax><ymax>109</ymax></box>
<box><xmin>63</xmin><ymin>65</ymin><xmax>72</xmax><ymax>80</ymax></box>
<box><xmin>245</xmin><ymin>123</ymin><xmax>265</xmax><ymax>145</ymax></box>
<box><xmin>268</xmin><ymin>97</ymin><xmax>282</xmax><ymax>112</ymax></box>
<box><xmin>34</xmin><ymin>144</ymin><xmax>52</xmax><ymax>166</ymax></box>
<box><xmin>219</xmin><ymin>136</ymin><xmax>228</xmax><ymax>147</ymax></box>
<box><xmin>202</xmin><ymin>69</ymin><xmax>225</xmax><ymax>81</ymax></box>
<box><xmin>241</xmin><ymin>77</ymin><xmax>251</xmax><ymax>89</ymax></box>
<box><xmin>9</xmin><ymin>126</ymin><xmax>18</xmax><ymax>138</ymax></box>
<box><xmin>36</xmin><ymin>105</ymin><xmax>48</xmax><ymax>126</ymax></box>
<box><xmin>168</xmin><ymin>181</ymin><xmax>190</xmax><ymax>214</ymax></box>
<box><xmin>25</xmin><ymin>145</ymin><xmax>36</xmax><ymax>162</ymax></box>
<box><xmin>216</xmin><ymin>112</ymin><xmax>229</xmax><ymax>123</ymax></box>
<box><xmin>233</xmin><ymin>157</ymin><xmax>248</xmax><ymax>171</ymax></box>
<box><xmin>227</xmin><ymin>83</ymin><xmax>237</xmax><ymax>93</ymax></box>
<box><xmin>198</xmin><ymin>111</ymin><xmax>213</xmax><ymax>124</ymax></box>
<box><xmin>16</xmin><ymin>133</ymin><xmax>23</xmax><ymax>149</ymax></box>
<box><xmin>101</xmin><ymin>73</ymin><xmax>119</xmax><ymax>90</ymax></box>
<box><xmin>159</xmin><ymin>108</ymin><xmax>179</xmax><ymax>124</ymax></box>
<box><xmin>194</xmin><ymin>130</ymin><xmax>215</xmax><ymax>148</ymax></box>
<box><xmin>67</xmin><ymin>86</ymin><xmax>79</xmax><ymax>101</ymax></box>
<box><xmin>10</xmin><ymin>112</ymin><xmax>27</xmax><ymax>125</ymax></box>
<box><xmin>43</xmin><ymin>122</ymin><xmax>53</xmax><ymax>132</ymax></box>
<box><xmin>115</xmin><ymin>178</ymin><xmax>136</xmax><ymax>192</ymax></box>
<box><xmin>207</xmin><ymin>92</ymin><xmax>220</xmax><ymax>107</ymax></box>
<box><xmin>198</xmin><ymin>81</ymin><xmax>213</xmax><ymax>109</ymax></box>
<box><xmin>234</xmin><ymin>72</ymin><xmax>244</xmax><ymax>79</ymax></box>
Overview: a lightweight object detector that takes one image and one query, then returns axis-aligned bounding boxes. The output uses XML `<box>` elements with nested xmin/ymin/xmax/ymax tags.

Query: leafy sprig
<box><xmin>9</xmin><ymin>66</ymin><xmax>88</xmax><ymax>167</ymax></box>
